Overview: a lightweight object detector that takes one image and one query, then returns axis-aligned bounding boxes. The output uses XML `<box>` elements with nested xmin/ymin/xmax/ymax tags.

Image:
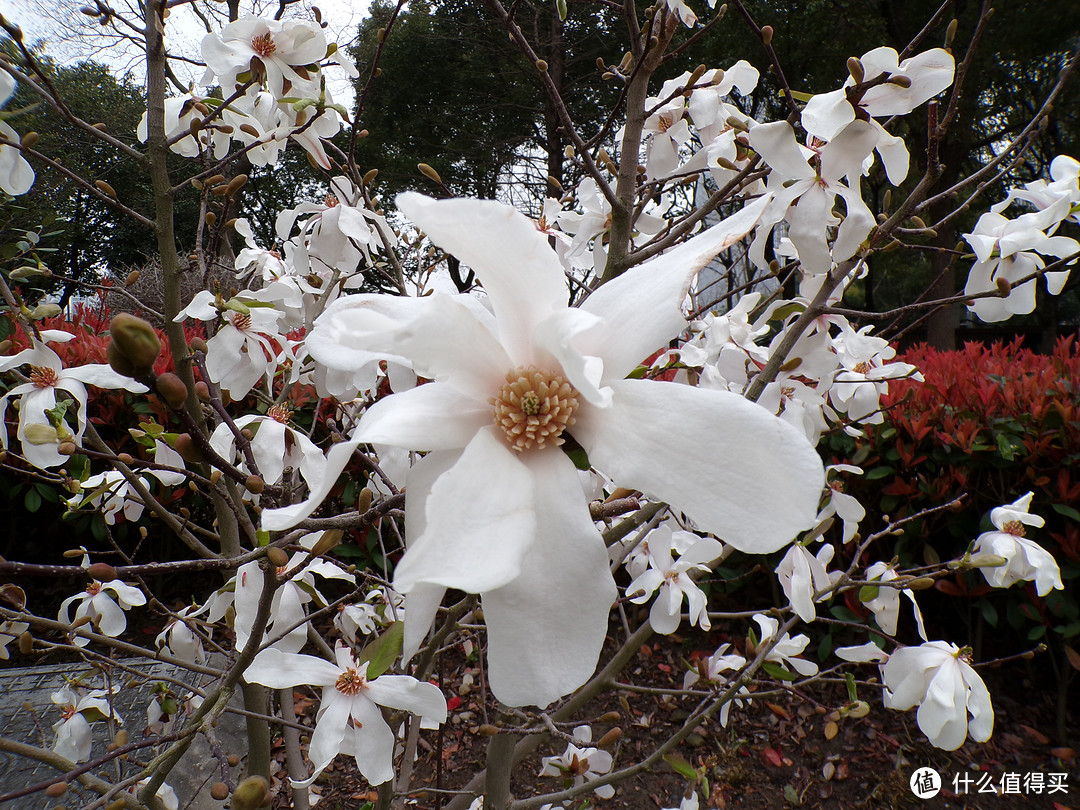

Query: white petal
<box><xmin>353</xmin><ymin>382</ymin><xmax>490</xmax><ymax>451</ymax></box>
<box><xmin>304</xmin><ymin>689</ymin><xmax>350</xmax><ymax>782</ymax></box>
<box><xmin>801</xmin><ymin>89</ymin><xmax>854</xmax><ymax>142</ymax></box>
<box><xmin>397</xmin><ymin>193</ymin><xmax>568</xmax><ymax>366</ymax></box>
<box><xmin>579</xmin><ymin>194</ymin><xmax>772</xmax><ymax>381</ymax></box>
<box><xmin>573</xmin><ymin>379</ymin><xmax>824</xmax><ymax>554</ymax></box>
<box><xmin>482</xmin><ymin>447</ymin><xmax>616</xmax><ymax>707</ymax></box>
<box><xmin>340</xmin><ymin>697</ymin><xmax>396</xmax><ymax>785</ymax></box>
<box><xmin>245</xmin><ymin>647</ymin><xmax>342</xmax><ymax>688</ymax></box>
<box><xmin>393</xmin><ymin>428</ymin><xmax>534</xmax><ymax>594</ymax></box>
<box><xmin>365</xmin><ymin>675</ymin><xmax>447</xmax><ymax>722</ymax></box>
<box><xmin>916</xmin><ymin>658</ymin><xmax>968</xmax><ymax>750</ymax></box>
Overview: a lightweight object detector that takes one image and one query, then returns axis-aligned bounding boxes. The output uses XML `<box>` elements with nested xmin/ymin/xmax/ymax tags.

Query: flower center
<box><xmin>251</xmin><ymin>32</ymin><xmax>276</xmax><ymax>57</ymax></box>
<box><xmin>491</xmin><ymin>366</ymin><xmax>579</xmax><ymax>452</ymax></box>
<box><xmin>268</xmin><ymin>404</ymin><xmax>293</xmax><ymax>424</ymax></box>
<box><xmin>335</xmin><ymin>667</ymin><xmax>367</xmax><ymax>696</ymax></box>
<box><xmin>853</xmin><ymin>361</ymin><xmax>872</xmax><ymax>374</ymax></box>
<box><xmin>232</xmin><ymin>313</ymin><xmax>252</xmax><ymax>331</ymax></box>
<box><xmin>30</xmin><ymin>366</ymin><xmax>58</xmax><ymax>389</ymax></box>
<box><xmin>324</xmin><ymin>194</ymin><xmax>340</xmax><ymax>208</ymax></box>
<box><xmin>1002</xmin><ymin>519</ymin><xmax>1025</xmax><ymax>537</ymax></box>
<box><xmin>86</xmin><ymin>582</ymin><xmax>102</xmax><ymax>596</ymax></box>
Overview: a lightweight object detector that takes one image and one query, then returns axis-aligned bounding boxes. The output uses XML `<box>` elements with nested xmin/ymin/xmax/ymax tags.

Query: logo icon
<box><xmin>910</xmin><ymin>767</ymin><xmax>942</xmax><ymax>799</ymax></box>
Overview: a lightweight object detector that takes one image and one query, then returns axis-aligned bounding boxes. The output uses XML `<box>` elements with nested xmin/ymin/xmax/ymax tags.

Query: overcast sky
<box><xmin>0</xmin><ymin>0</ymin><xmax>369</xmax><ymax>106</ymax></box>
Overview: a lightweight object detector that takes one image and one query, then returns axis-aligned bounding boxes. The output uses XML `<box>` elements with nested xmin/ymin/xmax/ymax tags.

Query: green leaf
<box><xmin>662</xmin><ymin>752</ymin><xmax>698</xmax><ymax>780</ymax></box>
<box><xmin>556</xmin><ymin>0</ymin><xmax>568</xmax><ymax>20</ymax></box>
<box><xmin>979</xmin><ymin>599</ymin><xmax>999</xmax><ymax>628</ymax></box>
<box><xmin>563</xmin><ymin>445</ymin><xmax>590</xmax><ymax>471</ymax></box>
<box><xmin>256</xmin><ymin>530</ymin><xmax>270</xmax><ymax>547</ymax></box>
<box><xmin>24</xmin><ymin>487</ymin><xmax>41</xmax><ymax>513</ymax></box>
<box><xmin>783</xmin><ymin>784</ymin><xmax>801</xmax><ymax>806</ymax></box>
<box><xmin>1052</xmin><ymin>503</ymin><xmax>1080</xmax><ymax>523</ymax></box>
<box><xmin>864</xmin><ymin>465</ymin><xmax>894</xmax><ymax>480</ymax></box>
<box><xmin>858</xmin><ymin>585</ymin><xmax>879</xmax><ymax>603</ymax></box>
<box><xmin>761</xmin><ymin>661</ymin><xmax>796</xmax><ymax>681</ymax></box>
<box><xmin>357</xmin><ymin>622</ymin><xmax>404</xmax><ymax>679</ymax></box>
<box><xmin>1027</xmin><ymin>624</ymin><xmax>1047</xmax><ymax>641</ymax></box>
<box><xmin>845</xmin><ymin>672</ymin><xmax>858</xmax><ymax>703</ymax></box>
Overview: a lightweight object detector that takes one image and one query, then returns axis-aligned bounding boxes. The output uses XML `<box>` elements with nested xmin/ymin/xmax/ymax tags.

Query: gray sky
<box><xmin>0</xmin><ymin>0</ymin><xmax>368</xmax><ymax>106</ymax></box>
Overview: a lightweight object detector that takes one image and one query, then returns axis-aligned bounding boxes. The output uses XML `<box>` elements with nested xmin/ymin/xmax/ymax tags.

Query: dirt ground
<box><xmin>282</xmin><ymin>631</ymin><xmax>1078</xmax><ymax>810</ymax></box>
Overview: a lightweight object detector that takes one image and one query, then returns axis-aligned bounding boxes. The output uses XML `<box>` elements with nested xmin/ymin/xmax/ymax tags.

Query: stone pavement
<box><xmin>0</xmin><ymin>657</ymin><xmax>243</xmax><ymax>809</ymax></box>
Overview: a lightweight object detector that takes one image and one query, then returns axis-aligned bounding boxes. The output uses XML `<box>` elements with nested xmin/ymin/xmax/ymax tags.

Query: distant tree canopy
<box><xmin>349</xmin><ymin>0</ymin><xmax>626</xmax><ymax>207</ymax></box>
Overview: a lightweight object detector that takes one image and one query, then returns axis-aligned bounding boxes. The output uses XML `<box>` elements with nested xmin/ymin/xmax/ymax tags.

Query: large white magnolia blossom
<box><xmin>882</xmin><ymin>641</ymin><xmax>993</xmax><ymax>750</ymax></box>
<box><xmin>0</xmin><ymin>68</ymin><xmax>35</xmax><ymax>195</ymax></box>
<box><xmin>263</xmin><ymin>192</ymin><xmax>825</xmax><ymax>707</ymax></box>
<box><xmin>0</xmin><ymin>331</ymin><xmax>147</xmax><ymax>468</ymax></box>
<box><xmin>972</xmin><ymin>492</ymin><xmax>1062</xmax><ymax>596</ymax></box>
<box><xmin>245</xmin><ymin>643</ymin><xmax>446</xmax><ymax>787</ymax></box>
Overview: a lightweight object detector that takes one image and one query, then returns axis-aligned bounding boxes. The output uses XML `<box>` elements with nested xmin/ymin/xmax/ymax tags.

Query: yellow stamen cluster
<box><xmin>491</xmin><ymin>366</ymin><xmax>579</xmax><ymax>452</ymax></box>
<box><xmin>268</xmin><ymin>404</ymin><xmax>293</xmax><ymax>424</ymax></box>
<box><xmin>335</xmin><ymin>667</ymin><xmax>367</xmax><ymax>696</ymax></box>
<box><xmin>1002</xmin><ymin>519</ymin><xmax>1025</xmax><ymax>537</ymax></box>
<box><xmin>30</xmin><ymin>366</ymin><xmax>58</xmax><ymax>389</ymax></box>
<box><xmin>251</xmin><ymin>32</ymin><xmax>276</xmax><ymax>57</ymax></box>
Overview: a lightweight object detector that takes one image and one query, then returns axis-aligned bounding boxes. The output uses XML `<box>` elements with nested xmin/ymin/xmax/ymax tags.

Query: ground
<box><xmin>281</xmin><ymin>631</ymin><xmax>1078</xmax><ymax>810</ymax></box>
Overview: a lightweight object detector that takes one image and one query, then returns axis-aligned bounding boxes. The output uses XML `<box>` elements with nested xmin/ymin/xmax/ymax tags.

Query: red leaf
<box><xmin>446</xmin><ymin>696</ymin><xmax>462</xmax><ymax>711</ymax></box>
<box><xmin>762</xmin><ymin>747</ymin><xmax>784</xmax><ymax>767</ymax></box>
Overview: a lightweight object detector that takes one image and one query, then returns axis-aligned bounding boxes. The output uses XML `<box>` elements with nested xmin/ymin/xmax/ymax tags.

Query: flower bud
<box><xmin>970</xmin><ymin>554</ymin><xmax>1009</xmax><ymax>569</ymax></box>
<box><xmin>45</xmin><ymin>782</ymin><xmax>67</xmax><ymax>798</ymax></box>
<box><xmin>905</xmin><ymin>577</ymin><xmax>936</xmax><ymax>590</ymax></box>
<box><xmin>117</xmin><ymin>453</ymin><xmax>134</xmax><ymax>465</ymax></box>
<box><xmin>310</xmin><ymin>529</ymin><xmax>343</xmax><ymax>557</ymax></box>
<box><xmin>174</xmin><ymin>433</ymin><xmax>205</xmax><ymax>464</ymax></box>
<box><xmin>597</xmin><ymin>727</ymin><xmax>622</xmax><ymax>748</ymax></box>
<box><xmin>995</xmin><ymin>277</ymin><xmax>1012</xmax><ymax>296</ymax></box>
<box><xmin>20</xmin><ymin>131</ymin><xmax>38</xmax><ymax>149</ymax></box>
<box><xmin>109</xmin><ymin>313</ymin><xmax>161</xmax><ymax>376</ymax></box>
<box><xmin>536</xmin><ymin>59</ymin><xmax>548</xmax><ymax>72</ymax></box>
<box><xmin>189</xmin><ymin>337</ymin><xmax>208</xmax><ymax>355</ymax></box>
<box><xmin>760</xmin><ymin>25</ymin><xmax>774</xmax><ymax>45</ymax></box>
<box><xmin>599</xmin><ymin>710</ymin><xmax>621</xmax><ymax>723</ymax></box>
<box><xmin>18</xmin><ymin>630</ymin><xmax>32</xmax><ymax>654</ymax></box>
<box><xmin>205</xmin><ymin>174</ymin><xmax>225</xmax><ymax>188</ymax></box>
<box><xmin>363</xmin><ymin>168</ymin><xmax>379</xmax><ymax>186</ymax></box>
<box><xmin>87</xmin><ymin>562</ymin><xmax>118</xmax><ymax>581</ymax></box>
<box><xmin>211</xmin><ymin>783</ymin><xmax>230</xmax><ymax>800</ymax></box>
<box><xmin>232</xmin><ymin>776</ymin><xmax>271</xmax><ymax>810</ymax></box>
<box><xmin>476</xmin><ymin>724</ymin><xmax>499</xmax><ymax>736</ymax></box>
<box><xmin>194</xmin><ymin>381</ymin><xmax>210</xmax><ymax>402</ymax></box>
<box><xmin>245</xmin><ymin>475</ymin><xmax>265</xmax><ymax>495</ymax></box>
<box><xmin>224</xmin><ymin>174</ymin><xmax>248</xmax><ymax>197</ymax></box>
<box><xmin>418</xmin><ymin>163</ymin><xmax>442</xmax><ymax>184</ymax></box>
<box><xmin>356</xmin><ymin>487</ymin><xmax>373</xmax><ymax>513</ymax></box>
<box><xmin>124</xmin><ymin>270</ymin><xmax>140</xmax><ymax>286</ymax></box>
<box><xmin>888</xmin><ymin>74</ymin><xmax>912</xmax><ymax>88</ymax></box>
<box><xmin>227</xmin><ymin>754</ymin><xmax>240</xmax><ymax>767</ymax></box>
<box><xmin>155</xmin><ymin>372</ymin><xmax>189</xmax><ymax>409</ymax></box>
<box><xmin>58</xmin><ymin>441</ymin><xmax>77</xmax><ymax>456</ymax></box>
<box><xmin>94</xmin><ymin>179</ymin><xmax>116</xmax><ymax>197</ymax></box>
<box><xmin>266</xmin><ymin>546</ymin><xmax>289</xmax><ymax>567</ymax></box>
<box><xmin>205</xmin><ymin>211</ymin><xmax>217</xmax><ymax>227</ymax></box>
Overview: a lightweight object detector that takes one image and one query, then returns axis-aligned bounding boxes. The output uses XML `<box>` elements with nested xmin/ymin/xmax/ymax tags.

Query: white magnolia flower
<box><xmin>137</xmin><ymin>93</ymin><xmax>230</xmax><ymax>159</ymax></box>
<box><xmin>628</xmin><ymin>533</ymin><xmax>724</xmax><ymax>634</ymax></box>
<box><xmin>134</xmin><ymin>780</ymin><xmax>179</xmax><ymax>810</ymax></box>
<box><xmin>801</xmin><ymin>47</ymin><xmax>955</xmax><ymax>184</ymax></box>
<box><xmin>882</xmin><ymin>641</ymin><xmax>993</xmax><ymax>750</ymax></box>
<box><xmin>749</xmin><ymin>120</ymin><xmax>880</xmax><ymax>275</ymax></box>
<box><xmin>245</xmin><ymin>643</ymin><xmax>446</xmax><ymax>787</ymax></box>
<box><xmin>0</xmin><ymin>332</ymin><xmax>147</xmax><ymax>469</ymax></box>
<box><xmin>175</xmin><ymin>290</ymin><xmax>290</xmax><ymax>397</ymax></box>
<box><xmin>538</xmin><ymin>725</ymin><xmax>614</xmax><ymax>799</ymax></box>
<box><xmin>264</xmin><ymin>193</ymin><xmax>825</xmax><ymax>707</ymax></box>
<box><xmin>962</xmin><ymin>198</ymin><xmax>1078</xmax><ymax>322</ymax></box>
<box><xmin>155</xmin><ymin>606</ymin><xmax>207</xmax><ymax>665</ymax></box>
<box><xmin>829</xmin><ymin>323</ymin><xmax>921</xmax><ymax>425</ymax></box>
<box><xmin>202</xmin><ymin>16</ymin><xmax>333</xmax><ymax>99</ymax></box>
<box><xmin>776</xmin><ymin>542</ymin><xmax>837</xmax><ymax>622</ymax></box>
<box><xmin>0</xmin><ymin>620</ymin><xmax>27</xmax><ymax>659</ymax></box>
<box><xmin>753</xmin><ymin>614</ymin><xmax>818</xmax><ymax>677</ymax></box>
<box><xmin>51</xmin><ymin>685</ymin><xmax>119</xmax><ymax>763</ymax></box>
<box><xmin>0</xmin><ymin>69</ymin><xmax>35</xmax><ymax>195</ymax></box>
<box><xmin>68</xmin><ymin>440</ymin><xmax>186</xmax><ymax>524</ymax></box>
<box><xmin>682</xmin><ymin>643</ymin><xmax>749</xmax><ymax>726</ymax></box>
<box><xmin>59</xmin><ymin>579</ymin><xmax>147</xmax><ymax>645</ymax></box>
<box><xmin>972</xmin><ymin>492</ymin><xmax>1062</xmax><ymax>597</ymax></box>
<box><xmin>335</xmin><ymin>587</ymin><xmax>405</xmax><ymax>642</ymax></box>
<box><xmin>816</xmin><ymin>464</ymin><xmax>866</xmax><ymax>544</ymax></box>
<box><xmin>209</xmin><ymin>407</ymin><xmax>326</xmax><ymax>495</ymax></box>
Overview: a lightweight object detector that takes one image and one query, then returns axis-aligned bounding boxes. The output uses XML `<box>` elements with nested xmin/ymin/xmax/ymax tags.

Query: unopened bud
<box><xmin>57</xmin><ymin>441</ymin><xmax>77</xmax><ymax>456</ymax></box>
<box><xmin>109</xmin><ymin>313</ymin><xmax>161</xmax><ymax>376</ymax></box>
<box><xmin>94</xmin><ymin>180</ymin><xmax>116</xmax><ymax>197</ymax></box>
<box><xmin>970</xmin><ymin>554</ymin><xmax>1009</xmax><ymax>569</ymax></box>
<box><xmin>123</xmin><ymin>270</ymin><xmax>140</xmax><ymax>287</ymax></box>
<box><xmin>356</xmin><ymin>487</ymin><xmax>373</xmax><ymax>513</ymax></box>
<box><xmin>418</xmin><ymin>163</ymin><xmax>442</xmax><ymax>184</ymax></box>
<box><xmin>477</xmin><ymin>724</ymin><xmax>499</xmax><ymax>736</ymax></box>
<box><xmin>174</xmin><ymin>433</ymin><xmax>204</xmax><ymax>464</ymax></box>
<box><xmin>87</xmin><ymin>562</ymin><xmax>118</xmax><ymax>581</ymax></box>
<box><xmin>846</xmin><ymin>57</ymin><xmax>864</xmax><ymax>84</ymax></box>
<box><xmin>113</xmin><ymin>729</ymin><xmax>128</xmax><ymax>748</ymax></box>
<box><xmin>210</xmin><ymin>469</ymin><xmax>222</xmax><ymax>485</ymax></box>
<box><xmin>945</xmin><ymin>18</ymin><xmax>958</xmax><ymax>47</ymax></box>
<box><xmin>363</xmin><ymin>168</ymin><xmax>379</xmax><ymax>186</ymax></box>
<box><xmin>232</xmin><ymin>775</ymin><xmax>271</xmax><ymax>810</ymax></box>
<box><xmin>760</xmin><ymin>25</ymin><xmax>773</xmax><ymax>45</ymax></box>
<box><xmin>205</xmin><ymin>174</ymin><xmax>225</xmax><ymax>188</ymax></box>
<box><xmin>224</xmin><ymin>174</ymin><xmax>248</xmax><ymax>197</ymax></box>
<box><xmin>597</xmin><ymin>727</ymin><xmax>622</xmax><ymax>748</ymax></box>
<box><xmin>266</xmin><ymin>546</ymin><xmax>289</xmax><ymax>567</ymax></box>
<box><xmin>194</xmin><ymin>381</ymin><xmax>210</xmax><ymax>402</ymax></box>
<box><xmin>45</xmin><ymin>783</ymin><xmax>68</xmax><ymax>798</ymax></box>
<box><xmin>117</xmin><ymin>452</ymin><xmax>134</xmax><ymax>465</ymax></box>
<box><xmin>205</xmin><ymin>211</ymin><xmax>217</xmax><ymax>227</ymax></box>
<box><xmin>535</xmin><ymin>59</ymin><xmax>548</xmax><ymax>72</ymax></box>
<box><xmin>888</xmin><ymin>74</ymin><xmax>912</xmax><ymax>88</ymax></box>
<box><xmin>20</xmin><ymin>131</ymin><xmax>38</xmax><ymax>149</ymax></box>
<box><xmin>18</xmin><ymin>631</ymin><xmax>33</xmax><ymax>654</ymax></box>
<box><xmin>905</xmin><ymin>576</ymin><xmax>936</xmax><ymax>590</ymax></box>
<box><xmin>599</xmin><ymin>710</ymin><xmax>621</xmax><ymax>723</ymax></box>
<box><xmin>995</xmin><ymin>277</ymin><xmax>1012</xmax><ymax>296</ymax></box>
<box><xmin>245</xmin><ymin>475</ymin><xmax>265</xmax><ymax>495</ymax></box>
<box><xmin>227</xmin><ymin>754</ymin><xmax>240</xmax><ymax>767</ymax></box>
<box><xmin>155</xmin><ymin>372</ymin><xmax>189</xmax><ymax>409</ymax></box>
<box><xmin>190</xmin><ymin>337</ymin><xmax>208</xmax><ymax>355</ymax></box>
<box><xmin>211</xmin><ymin>783</ymin><xmax>230</xmax><ymax>800</ymax></box>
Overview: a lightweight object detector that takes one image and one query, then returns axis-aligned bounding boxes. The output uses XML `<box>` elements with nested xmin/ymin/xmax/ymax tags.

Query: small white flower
<box><xmin>0</xmin><ymin>69</ymin><xmax>35</xmax><ymax>195</ymax></box>
<box><xmin>972</xmin><ymin>492</ymin><xmax>1062</xmax><ymax>597</ymax></box>
<box><xmin>245</xmin><ymin>642</ymin><xmax>446</xmax><ymax>787</ymax></box>
<box><xmin>882</xmin><ymin>641</ymin><xmax>993</xmax><ymax>750</ymax></box>
<box><xmin>59</xmin><ymin>580</ymin><xmax>147</xmax><ymax>645</ymax></box>
<box><xmin>51</xmin><ymin>684</ymin><xmax>119</xmax><ymax>763</ymax></box>
<box><xmin>776</xmin><ymin>542</ymin><xmax>838</xmax><ymax>622</ymax></box>
<box><xmin>682</xmin><ymin>643</ymin><xmax>749</xmax><ymax>726</ymax></box>
<box><xmin>628</xmin><ymin>530</ymin><xmax>724</xmax><ymax>635</ymax></box>
<box><xmin>538</xmin><ymin>725</ymin><xmax>614</xmax><ymax>799</ymax></box>
<box><xmin>753</xmin><ymin>614</ymin><xmax>818</xmax><ymax>677</ymax></box>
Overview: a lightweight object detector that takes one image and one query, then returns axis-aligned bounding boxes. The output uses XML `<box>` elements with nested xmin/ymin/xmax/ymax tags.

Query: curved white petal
<box><xmin>365</xmin><ymin>675</ymin><xmax>447</xmax><ymax>721</ymax></box>
<box><xmin>397</xmin><ymin>193</ymin><xmax>568</xmax><ymax>366</ymax></box>
<box><xmin>340</xmin><ymin>697</ymin><xmax>396</xmax><ymax>785</ymax></box>
<box><xmin>482</xmin><ymin>447</ymin><xmax>616</xmax><ymax>707</ymax></box>
<box><xmin>574</xmin><ymin>379</ymin><xmax>824</xmax><ymax>554</ymax></box>
<box><xmin>579</xmin><ymin>194</ymin><xmax>772</xmax><ymax>381</ymax></box>
<box><xmin>393</xmin><ymin>427</ymin><xmax>534</xmax><ymax>594</ymax></box>
<box><xmin>353</xmin><ymin>382</ymin><xmax>490</xmax><ymax>451</ymax></box>
<box><xmin>246</xmin><ymin>647</ymin><xmax>342</xmax><ymax>688</ymax></box>
<box><xmin>801</xmin><ymin>89</ymin><xmax>854</xmax><ymax>142</ymax></box>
